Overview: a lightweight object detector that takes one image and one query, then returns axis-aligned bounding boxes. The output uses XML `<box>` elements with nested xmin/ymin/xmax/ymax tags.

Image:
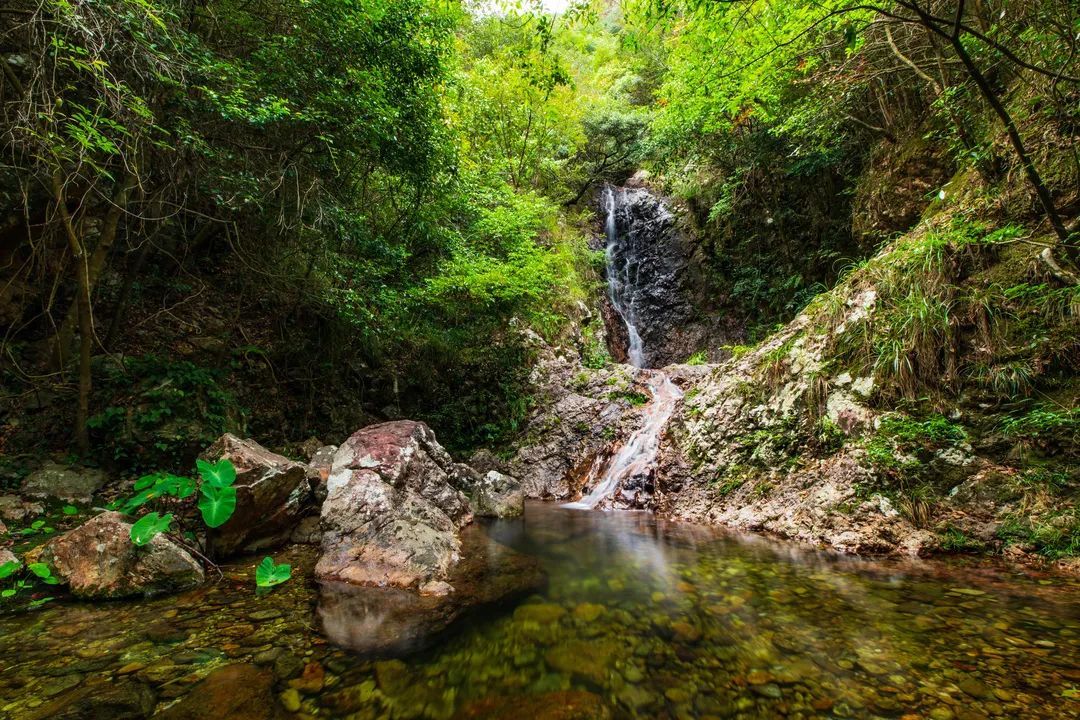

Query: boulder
<box><xmin>307</xmin><ymin>444</ymin><xmax>338</xmax><ymax>502</ymax></box>
<box><xmin>0</xmin><ymin>547</ymin><xmax>15</xmax><ymax>566</ymax></box>
<box><xmin>200</xmin><ymin>434</ymin><xmax>312</xmax><ymax>556</ymax></box>
<box><xmin>32</xmin><ymin>511</ymin><xmax>203</xmax><ymax>598</ymax></box>
<box><xmin>468</xmin><ymin>449</ymin><xmax>506</xmax><ymax>476</ymax></box>
<box><xmin>22</xmin><ymin>462</ymin><xmax>106</xmax><ymax>502</ymax></box>
<box><xmin>315</xmin><ymin>420</ymin><xmax>472</xmax><ymax>589</ymax></box>
<box><xmin>0</xmin><ymin>494</ymin><xmax>45</xmax><ymax>522</ymax></box>
<box><xmin>473</xmin><ymin>471</ymin><xmax>524</xmax><ymax>518</ymax></box>
<box><xmin>26</xmin><ymin>677</ymin><xmax>155</xmax><ymax>720</ymax></box>
<box><xmin>153</xmin><ymin>663</ymin><xmax>284</xmax><ymax>720</ymax></box>
<box><xmin>318</xmin><ymin>524</ymin><xmax>545</xmax><ymax>656</ymax></box>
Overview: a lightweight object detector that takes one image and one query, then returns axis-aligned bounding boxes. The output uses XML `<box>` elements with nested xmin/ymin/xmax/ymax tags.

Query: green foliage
<box><xmin>998</xmin><ymin>510</ymin><xmax>1080</xmax><ymax>559</ymax></box>
<box><xmin>1</xmin><ymin>558</ymin><xmax>57</xmax><ymax>606</ymax></box>
<box><xmin>255</xmin><ymin>556</ymin><xmax>292</xmax><ymax>589</ymax></box>
<box><xmin>196</xmin><ymin>460</ymin><xmax>238</xmax><ymax>529</ymax></box>
<box><xmin>115</xmin><ymin>459</ymin><xmax>237</xmax><ymax>559</ymax></box>
<box><xmin>864</xmin><ymin>414</ymin><xmax>966</xmax><ymax>485</ymax></box>
<box><xmin>938</xmin><ymin>526</ymin><xmax>985</xmax><ymax>553</ymax></box>
<box><xmin>130</xmin><ymin>512</ymin><xmax>173</xmax><ymax>546</ymax></box>
<box><xmin>685</xmin><ymin>350</ymin><xmax>708</xmax><ymax>366</ymax></box>
<box><xmin>88</xmin><ymin>356</ymin><xmax>240</xmax><ymax>473</ymax></box>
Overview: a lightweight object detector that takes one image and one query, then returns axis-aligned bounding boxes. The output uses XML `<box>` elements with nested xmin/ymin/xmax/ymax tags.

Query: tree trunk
<box><xmin>50</xmin><ymin>173</ymin><xmax>136</xmax><ymax>370</ymax></box>
<box><xmin>50</xmin><ymin>172</ymin><xmax>92</xmax><ymax>454</ymax></box>
<box><xmin>945</xmin><ymin>34</ymin><xmax>1076</xmax><ymax>265</ymax></box>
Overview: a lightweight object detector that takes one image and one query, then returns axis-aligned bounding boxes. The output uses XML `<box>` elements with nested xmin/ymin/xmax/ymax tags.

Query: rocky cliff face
<box><xmin>598</xmin><ymin>184</ymin><xmax>720</xmax><ymax>367</ymax></box>
<box><xmin>515</xmin><ymin>172</ymin><xmax>1078</xmax><ymax>569</ymax></box>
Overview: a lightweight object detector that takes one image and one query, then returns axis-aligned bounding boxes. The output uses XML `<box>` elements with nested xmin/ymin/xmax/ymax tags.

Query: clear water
<box><xmin>1</xmin><ymin>503</ymin><xmax>1078</xmax><ymax>719</ymax></box>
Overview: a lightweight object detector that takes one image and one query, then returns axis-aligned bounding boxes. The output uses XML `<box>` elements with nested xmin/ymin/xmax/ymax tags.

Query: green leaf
<box><xmin>1</xmin><ymin>588</ymin><xmax>14</xmax><ymax>598</ymax></box>
<box><xmin>27</xmin><ymin>563</ymin><xmax>52</xmax><ymax>580</ymax></box>
<box><xmin>28</xmin><ymin>596</ymin><xmax>54</xmax><ymax>609</ymax></box>
<box><xmin>198</xmin><ymin>485</ymin><xmax>236</xmax><ymax>528</ymax></box>
<box><xmin>197</xmin><ymin>458</ymin><xmax>237</xmax><ymax>488</ymax></box>
<box><xmin>129</xmin><ymin>512</ymin><xmax>173</xmax><ymax>546</ymax></box>
<box><xmin>0</xmin><ymin>561</ymin><xmax>19</xmax><ymax>579</ymax></box>
<box><xmin>255</xmin><ymin>556</ymin><xmax>292</xmax><ymax>588</ymax></box>
<box><xmin>62</xmin><ymin>505</ymin><xmax>79</xmax><ymax>515</ymax></box>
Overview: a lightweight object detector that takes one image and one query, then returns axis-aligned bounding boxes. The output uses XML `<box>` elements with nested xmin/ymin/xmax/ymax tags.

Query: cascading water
<box><xmin>564</xmin><ymin>184</ymin><xmax>684</xmax><ymax>510</ymax></box>
<box><xmin>563</xmin><ymin>371</ymin><xmax>682</xmax><ymax>509</ymax></box>
<box><xmin>603</xmin><ymin>186</ymin><xmax>646</xmax><ymax>368</ymax></box>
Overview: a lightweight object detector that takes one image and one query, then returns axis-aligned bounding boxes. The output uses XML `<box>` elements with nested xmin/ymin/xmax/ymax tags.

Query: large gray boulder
<box><xmin>200</xmin><ymin>434</ymin><xmax>312</xmax><ymax>556</ymax></box>
<box><xmin>22</xmin><ymin>462</ymin><xmax>106</xmax><ymax>502</ymax></box>
<box><xmin>473</xmin><ymin>471</ymin><xmax>524</xmax><ymax>518</ymax></box>
<box><xmin>315</xmin><ymin>420</ymin><xmax>472</xmax><ymax>590</ymax></box>
<box><xmin>31</xmin><ymin>511</ymin><xmax>203</xmax><ymax>598</ymax></box>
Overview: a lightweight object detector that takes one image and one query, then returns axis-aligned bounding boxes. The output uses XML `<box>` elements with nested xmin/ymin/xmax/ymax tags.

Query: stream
<box><xmin>0</xmin><ymin>503</ymin><xmax>1077</xmax><ymax>719</ymax></box>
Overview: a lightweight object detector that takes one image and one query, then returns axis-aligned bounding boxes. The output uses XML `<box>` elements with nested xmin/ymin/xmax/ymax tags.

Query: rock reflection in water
<box><xmin>318</xmin><ymin>524</ymin><xmax>546</xmax><ymax>656</ymax></box>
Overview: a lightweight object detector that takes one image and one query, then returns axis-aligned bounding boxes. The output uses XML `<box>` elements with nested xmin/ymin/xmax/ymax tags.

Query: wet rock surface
<box><xmin>316</xmin><ymin>420</ymin><xmax>473</xmax><ymax>589</ymax></box>
<box><xmin>153</xmin><ymin>663</ymin><xmax>283</xmax><ymax>720</ymax></box>
<box><xmin>599</xmin><ymin>186</ymin><xmax>717</xmax><ymax>368</ymax></box>
<box><xmin>200</xmin><ymin>434</ymin><xmax>312</xmax><ymax>556</ymax></box>
<box><xmin>31</xmin><ymin>511</ymin><xmax>204</xmax><ymax>598</ymax></box>
<box><xmin>508</xmin><ymin>345</ymin><xmax>644</xmax><ymax>500</ymax></box>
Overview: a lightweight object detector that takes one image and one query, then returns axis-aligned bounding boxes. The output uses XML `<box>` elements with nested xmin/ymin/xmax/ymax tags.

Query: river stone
<box><xmin>153</xmin><ymin>663</ymin><xmax>284</xmax><ymax>720</ymax></box>
<box><xmin>315</xmin><ymin>420</ymin><xmax>472</xmax><ymax>588</ymax></box>
<box><xmin>24</xmin><ymin>677</ymin><xmax>155</xmax><ymax>720</ymax></box>
<box><xmin>306</xmin><ymin>444</ymin><xmax>337</xmax><ymax>501</ymax></box>
<box><xmin>30</xmin><ymin>511</ymin><xmax>203</xmax><ymax>598</ymax></box>
<box><xmin>317</xmin><ymin>524</ymin><xmax>545</xmax><ymax>656</ymax></box>
<box><xmin>22</xmin><ymin>462</ymin><xmax>106</xmax><ymax>502</ymax></box>
<box><xmin>473</xmin><ymin>471</ymin><xmax>524</xmax><ymax>518</ymax></box>
<box><xmin>0</xmin><ymin>494</ymin><xmax>45</xmax><ymax>522</ymax></box>
<box><xmin>201</xmin><ymin>434</ymin><xmax>312</xmax><ymax>557</ymax></box>
<box><xmin>452</xmin><ymin>690</ymin><xmax>612</xmax><ymax>720</ymax></box>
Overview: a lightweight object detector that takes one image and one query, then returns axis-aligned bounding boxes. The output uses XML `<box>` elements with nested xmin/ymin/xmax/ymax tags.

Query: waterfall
<box><xmin>563</xmin><ymin>371</ymin><xmax>682</xmax><ymax>510</ymax></box>
<box><xmin>603</xmin><ymin>186</ymin><xmax>646</xmax><ymax>368</ymax></box>
<box><xmin>564</xmin><ymin>184</ymin><xmax>684</xmax><ymax>511</ymax></box>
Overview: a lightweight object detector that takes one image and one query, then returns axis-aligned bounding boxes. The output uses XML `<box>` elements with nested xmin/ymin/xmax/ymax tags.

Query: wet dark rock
<box><xmin>152</xmin><ymin>664</ymin><xmax>284</xmax><ymax>720</ymax></box>
<box><xmin>31</xmin><ymin>511</ymin><xmax>203</xmax><ymax>599</ymax></box>
<box><xmin>315</xmin><ymin>420</ymin><xmax>472</xmax><ymax>588</ymax></box>
<box><xmin>26</xmin><ymin>677</ymin><xmax>155</xmax><ymax>720</ymax></box>
<box><xmin>201</xmin><ymin>434</ymin><xmax>312</xmax><ymax>556</ymax></box>
<box><xmin>598</xmin><ymin>186</ymin><xmax>717</xmax><ymax>367</ymax></box>
<box><xmin>22</xmin><ymin>462</ymin><xmax>106</xmax><ymax>502</ymax></box>
<box><xmin>452</xmin><ymin>690</ymin><xmax>612</xmax><ymax>720</ymax></box>
<box><xmin>317</xmin><ymin>524</ymin><xmax>545</xmax><ymax>656</ymax></box>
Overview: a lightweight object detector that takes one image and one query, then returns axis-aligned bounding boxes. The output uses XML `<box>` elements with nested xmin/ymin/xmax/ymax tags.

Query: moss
<box><xmin>938</xmin><ymin>526</ymin><xmax>986</xmax><ymax>553</ymax></box>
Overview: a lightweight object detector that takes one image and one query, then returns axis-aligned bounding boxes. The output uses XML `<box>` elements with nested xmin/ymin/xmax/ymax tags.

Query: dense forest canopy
<box><xmin>1</xmin><ymin>0</ymin><xmax>1076</xmax><ymax>474</ymax></box>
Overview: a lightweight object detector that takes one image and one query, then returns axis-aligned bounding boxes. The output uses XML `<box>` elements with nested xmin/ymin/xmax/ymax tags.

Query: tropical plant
<box><xmin>255</xmin><ymin>556</ymin><xmax>292</xmax><ymax>589</ymax></box>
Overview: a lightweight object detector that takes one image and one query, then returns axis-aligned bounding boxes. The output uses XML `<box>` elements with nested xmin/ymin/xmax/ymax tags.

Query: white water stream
<box><xmin>564</xmin><ymin>185</ymin><xmax>683</xmax><ymax>510</ymax></box>
<box><xmin>603</xmin><ymin>186</ymin><xmax>646</xmax><ymax>368</ymax></box>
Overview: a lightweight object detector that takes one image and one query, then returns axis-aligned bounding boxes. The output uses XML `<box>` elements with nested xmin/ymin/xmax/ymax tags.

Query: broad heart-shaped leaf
<box><xmin>129</xmin><ymin>512</ymin><xmax>173</xmax><ymax>547</ymax></box>
<box><xmin>157</xmin><ymin>473</ymin><xmax>197</xmax><ymax>499</ymax></box>
<box><xmin>197</xmin><ymin>458</ymin><xmax>236</xmax><ymax>488</ymax></box>
<box><xmin>0</xmin><ymin>560</ymin><xmax>19</xmax><ymax>580</ymax></box>
<box><xmin>255</xmin><ymin>556</ymin><xmax>292</xmax><ymax>588</ymax></box>
<box><xmin>198</xmin><ymin>485</ymin><xmax>236</xmax><ymax>528</ymax></box>
<box><xmin>26</xmin><ymin>563</ymin><xmax>52</xmax><ymax>580</ymax></box>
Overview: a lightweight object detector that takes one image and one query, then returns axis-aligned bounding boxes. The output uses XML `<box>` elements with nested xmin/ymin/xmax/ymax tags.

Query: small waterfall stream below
<box><xmin>565</xmin><ymin>184</ymin><xmax>684</xmax><ymax>510</ymax></box>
